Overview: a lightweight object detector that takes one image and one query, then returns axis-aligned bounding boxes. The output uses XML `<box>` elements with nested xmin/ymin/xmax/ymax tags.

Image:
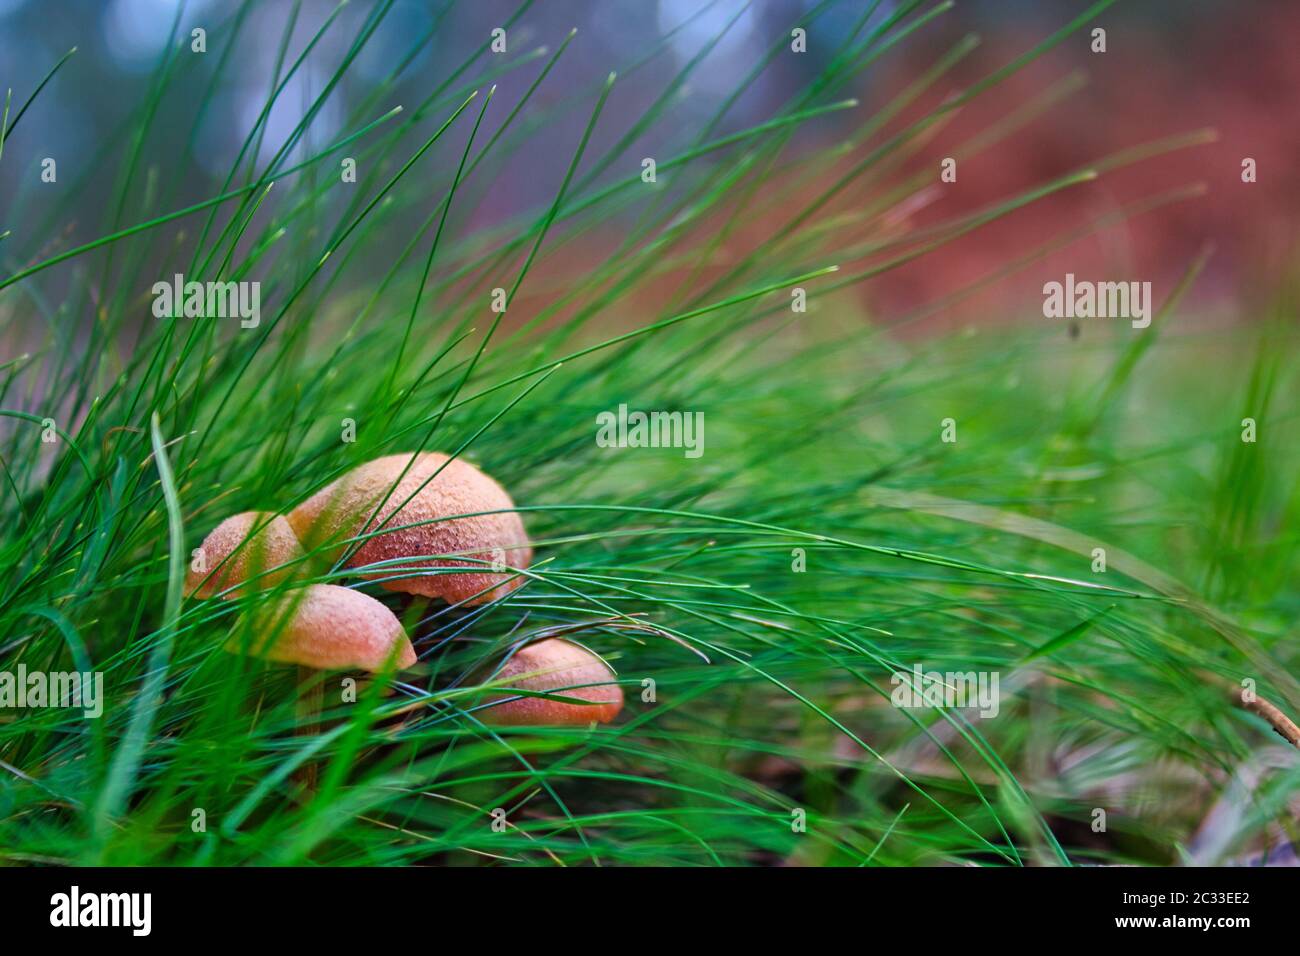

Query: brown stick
<box><xmin>1215</xmin><ymin>674</ymin><xmax>1300</xmax><ymax>749</ymax></box>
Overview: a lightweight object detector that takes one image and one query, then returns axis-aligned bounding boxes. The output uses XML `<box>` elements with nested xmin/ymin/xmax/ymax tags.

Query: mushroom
<box><xmin>186</xmin><ymin>511</ymin><xmax>304</xmax><ymax>599</ymax></box>
<box><xmin>289</xmin><ymin>452</ymin><xmax>531</xmax><ymax>606</ymax></box>
<box><xmin>226</xmin><ymin>583</ymin><xmax>416</xmax><ymax>671</ymax></box>
<box><xmin>225</xmin><ymin>583</ymin><xmax>417</xmax><ymax>791</ymax></box>
<box><xmin>478</xmin><ymin>638</ymin><xmax>623</xmax><ymax>726</ymax></box>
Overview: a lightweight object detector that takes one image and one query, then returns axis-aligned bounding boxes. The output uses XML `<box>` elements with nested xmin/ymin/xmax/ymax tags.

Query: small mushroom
<box><xmin>225</xmin><ymin>583</ymin><xmax>415</xmax><ymax>792</ymax></box>
<box><xmin>186</xmin><ymin>511</ymin><xmax>304</xmax><ymax>599</ymax></box>
<box><xmin>226</xmin><ymin>583</ymin><xmax>416</xmax><ymax>671</ymax></box>
<box><xmin>289</xmin><ymin>452</ymin><xmax>531</xmax><ymax>606</ymax></box>
<box><xmin>479</xmin><ymin>638</ymin><xmax>623</xmax><ymax>726</ymax></box>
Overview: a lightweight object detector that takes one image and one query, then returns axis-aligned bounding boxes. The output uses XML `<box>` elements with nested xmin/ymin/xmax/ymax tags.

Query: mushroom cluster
<box><xmin>190</xmin><ymin>452</ymin><xmax>623</xmax><ymax>728</ymax></box>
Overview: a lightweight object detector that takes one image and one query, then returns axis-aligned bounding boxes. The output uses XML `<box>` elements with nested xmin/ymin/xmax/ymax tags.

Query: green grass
<box><xmin>1</xmin><ymin>0</ymin><xmax>1297</xmax><ymax>867</ymax></box>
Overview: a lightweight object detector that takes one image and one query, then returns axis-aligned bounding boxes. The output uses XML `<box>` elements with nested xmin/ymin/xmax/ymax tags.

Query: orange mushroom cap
<box><xmin>289</xmin><ymin>452</ymin><xmax>531</xmax><ymax>606</ymax></box>
<box><xmin>226</xmin><ymin>584</ymin><xmax>417</xmax><ymax>671</ymax></box>
<box><xmin>186</xmin><ymin>511</ymin><xmax>304</xmax><ymax>599</ymax></box>
<box><xmin>479</xmin><ymin>638</ymin><xmax>623</xmax><ymax>726</ymax></box>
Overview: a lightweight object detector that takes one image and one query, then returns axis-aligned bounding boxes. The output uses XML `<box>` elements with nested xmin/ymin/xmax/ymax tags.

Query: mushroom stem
<box><xmin>295</xmin><ymin>665</ymin><xmax>323</xmax><ymax>792</ymax></box>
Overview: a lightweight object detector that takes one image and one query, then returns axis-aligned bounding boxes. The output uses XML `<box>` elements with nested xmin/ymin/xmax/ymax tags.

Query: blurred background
<box><xmin>2</xmin><ymin>0</ymin><xmax>1297</xmax><ymax>331</ymax></box>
